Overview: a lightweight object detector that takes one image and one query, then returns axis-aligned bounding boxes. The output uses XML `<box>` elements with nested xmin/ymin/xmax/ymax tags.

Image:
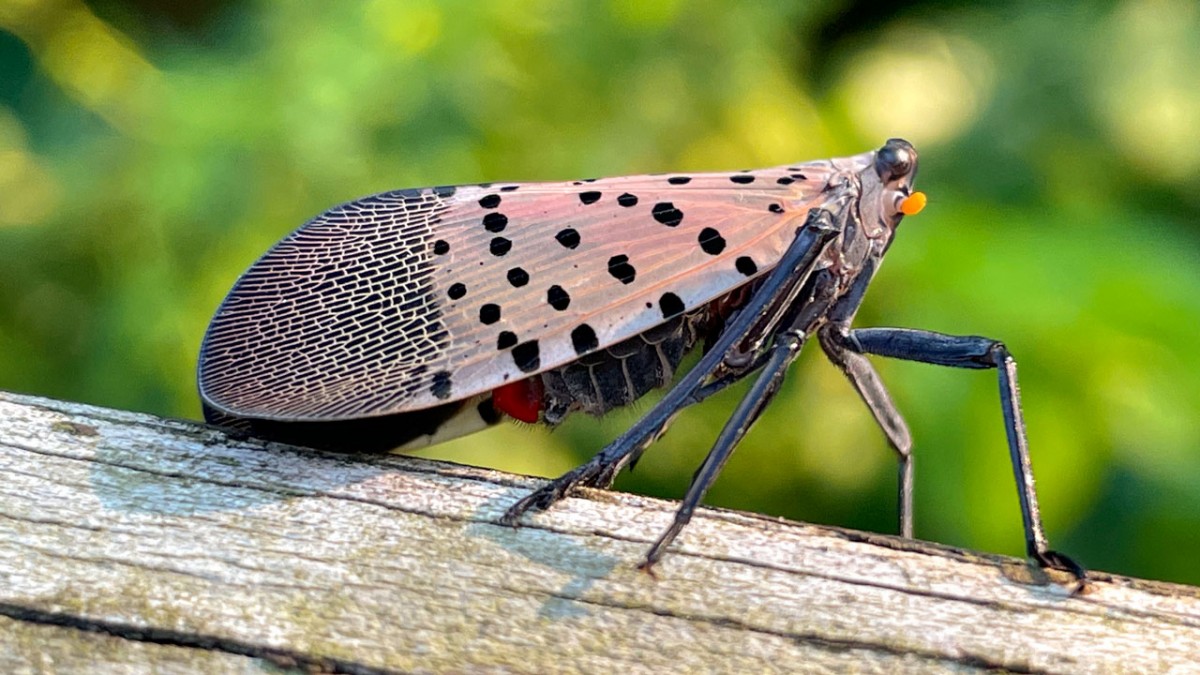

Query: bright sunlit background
<box><xmin>2</xmin><ymin>0</ymin><xmax>1198</xmax><ymax>584</ymax></box>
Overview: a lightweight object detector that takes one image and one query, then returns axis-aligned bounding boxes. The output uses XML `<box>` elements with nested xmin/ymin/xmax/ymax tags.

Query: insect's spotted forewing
<box><xmin>199</xmin><ymin>155</ymin><xmax>866</xmax><ymax>425</ymax></box>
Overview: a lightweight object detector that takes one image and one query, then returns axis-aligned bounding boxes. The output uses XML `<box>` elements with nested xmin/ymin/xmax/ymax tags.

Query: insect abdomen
<box><xmin>540</xmin><ymin>311</ymin><xmax>706</xmax><ymax>425</ymax></box>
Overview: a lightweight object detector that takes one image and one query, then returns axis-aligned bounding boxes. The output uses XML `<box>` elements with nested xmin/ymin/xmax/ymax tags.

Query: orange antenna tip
<box><xmin>900</xmin><ymin>192</ymin><xmax>927</xmax><ymax>216</ymax></box>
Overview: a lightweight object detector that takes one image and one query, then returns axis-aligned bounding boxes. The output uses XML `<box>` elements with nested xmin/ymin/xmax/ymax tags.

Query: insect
<box><xmin>198</xmin><ymin>138</ymin><xmax>1084</xmax><ymax>582</ymax></box>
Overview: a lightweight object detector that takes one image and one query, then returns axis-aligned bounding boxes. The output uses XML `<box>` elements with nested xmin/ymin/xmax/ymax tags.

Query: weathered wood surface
<box><xmin>1</xmin><ymin>390</ymin><xmax>1199</xmax><ymax>674</ymax></box>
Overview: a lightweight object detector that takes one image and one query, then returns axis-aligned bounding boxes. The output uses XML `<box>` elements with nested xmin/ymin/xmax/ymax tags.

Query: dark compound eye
<box><xmin>876</xmin><ymin>139</ymin><xmax>916</xmax><ymax>181</ymax></box>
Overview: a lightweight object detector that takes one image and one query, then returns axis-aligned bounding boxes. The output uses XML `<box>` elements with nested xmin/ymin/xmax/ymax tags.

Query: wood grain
<box><xmin>2</xmin><ymin>390</ymin><xmax>1198</xmax><ymax>673</ymax></box>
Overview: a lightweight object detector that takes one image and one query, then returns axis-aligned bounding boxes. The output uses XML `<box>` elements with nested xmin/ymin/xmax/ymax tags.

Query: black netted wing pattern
<box><xmin>199</xmin><ymin>190</ymin><xmax>451</xmax><ymax>420</ymax></box>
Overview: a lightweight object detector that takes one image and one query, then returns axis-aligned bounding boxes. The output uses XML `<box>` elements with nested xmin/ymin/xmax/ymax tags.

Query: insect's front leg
<box><xmin>500</xmin><ymin>208</ymin><xmax>843</xmax><ymax>527</ymax></box>
<box><xmin>844</xmin><ymin>327</ymin><xmax>1086</xmax><ymax>585</ymax></box>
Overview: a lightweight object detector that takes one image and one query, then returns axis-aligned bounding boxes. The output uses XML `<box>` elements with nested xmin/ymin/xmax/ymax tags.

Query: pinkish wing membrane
<box><xmin>199</xmin><ymin>160</ymin><xmax>847</xmax><ymax>421</ymax></box>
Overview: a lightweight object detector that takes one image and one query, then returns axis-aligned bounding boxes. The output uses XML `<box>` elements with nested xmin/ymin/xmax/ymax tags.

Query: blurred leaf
<box><xmin>1</xmin><ymin>0</ymin><xmax>1197</xmax><ymax>584</ymax></box>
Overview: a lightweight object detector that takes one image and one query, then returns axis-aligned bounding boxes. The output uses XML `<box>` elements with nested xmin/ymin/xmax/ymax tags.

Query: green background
<box><xmin>2</xmin><ymin>0</ymin><xmax>1197</xmax><ymax>584</ymax></box>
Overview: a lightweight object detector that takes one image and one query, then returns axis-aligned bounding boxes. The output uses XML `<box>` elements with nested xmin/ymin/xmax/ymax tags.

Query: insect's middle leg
<box><xmin>819</xmin><ymin>326</ymin><xmax>915</xmax><ymax>538</ymax></box>
<box><xmin>641</xmin><ymin>327</ymin><xmax>817</xmax><ymax>570</ymax></box>
<box><xmin>638</xmin><ymin>267</ymin><xmax>845</xmax><ymax>569</ymax></box>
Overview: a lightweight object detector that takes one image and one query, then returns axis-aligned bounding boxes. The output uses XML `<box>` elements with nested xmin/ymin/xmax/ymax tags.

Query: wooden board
<box><xmin>2</xmin><ymin>390</ymin><xmax>1199</xmax><ymax>673</ymax></box>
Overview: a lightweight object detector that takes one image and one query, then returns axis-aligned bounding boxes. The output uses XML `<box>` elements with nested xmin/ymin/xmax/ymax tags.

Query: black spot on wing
<box><xmin>659</xmin><ymin>292</ymin><xmax>685</xmax><ymax>320</ymax></box>
<box><xmin>479</xmin><ymin>194</ymin><xmax>501</xmax><ymax>209</ymax></box>
<box><xmin>571</xmin><ymin>324</ymin><xmax>598</xmax><ymax>355</ymax></box>
<box><xmin>483</xmin><ymin>212</ymin><xmax>508</xmax><ymax>232</ymax></box>
<box><xmin>512</xmin><ymin>341</ymin><xmax>541</xmax><ymax>373</ymax></box>
<box><xmin>555</xmin><ymin>228</ymin><xmax>580</xmax><ymax>249</ymax></box>
<box><xmin>507</xmin><ymin>267</ymin><xmax>529</xmax><ymax>287</ymax></box>
<box><xmin>431</xmin><ymin>371</ymin><xmax>453</xmax><ymax>400</ymax></box>
<box><xmin>579</xmin><ymin>191</ymin><xmax>602</xmax><ymax>205</ymax></box>
<box><xmin>736</xmin><ymin>256</ymin><xmax>757</xmax><ymax>276</ymax></box>
<box><xmin>547</xmin><ymin>285</ymin><xmax>571</xmax><ymax>311</ymax></box>
<box><xmin>479</xmin><ymin>303</ymin><xmax>501</xmax><ymax>325</ymax></box>
<box><xmin>607</xmin><ymin>255</ymin><xmax>636</xmax><ymax>284</ymax></box>
<box><xmin>652</xmin><ymin>202</ymin><xmax>683</xmax><ymax>227</ymax></box>
<box><xmin>490</xmin><ymin>237</ymin><xmax>512</xmax><ymax>256</ymax></box>
<box><xmin>549</xmin><ymin>282</ymin><xmax>573</xmax><ymax>309</ymax></box>
<box><xmin>698</xmin><ymin>228</ymin><xmax>726</xmax><ymax>255</ymax></box>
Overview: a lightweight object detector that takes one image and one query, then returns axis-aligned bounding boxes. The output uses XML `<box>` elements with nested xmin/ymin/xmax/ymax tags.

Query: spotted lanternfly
<box><xmin>199</xmin><ymin>139</ymin><xmax>1084</xmax><ymax>583</ymax></box>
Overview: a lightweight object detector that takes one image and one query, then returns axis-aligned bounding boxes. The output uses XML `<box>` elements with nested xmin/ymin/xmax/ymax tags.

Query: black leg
<box><xmin>846</xmin><ymin>327</ymin><xmax>1085</xmax><ymax>581</ymax></box>
<box><xmin>641</xmin><ymin>328</ymin><xmax>809</xmax><ymax>570</ymax></box>
<box><xmin>639</xmin><ymin>271</ymin><xmax>843</xmax><ymax>569</ymax></box>
<box><xmin>819</xmin><ymin>326</ymin><xmax>914</xmax><ymax>538</ymax></box>
<box><xmin>500</xmin><ymin>208</ymin><xmax>842</xmax><ymax>527</ymax></box>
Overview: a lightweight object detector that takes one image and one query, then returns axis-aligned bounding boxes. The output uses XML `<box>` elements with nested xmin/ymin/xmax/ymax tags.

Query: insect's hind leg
<box><xmin>819</xmin><ymin>326</ymin><xmax>915</xmax><ymax>538</ymax></box>
<box><xmin>845</xmin><ymin>327</ymin><xmax>1085</xmax><ymax>583</ymax></box>
<box><xmin>500</xmin><ymin>208</ymin><xmax>842</xmax><ymax>527</ymax></box>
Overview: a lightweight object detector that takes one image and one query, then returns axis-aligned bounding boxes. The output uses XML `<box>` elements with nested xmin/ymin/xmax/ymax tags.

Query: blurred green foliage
<box><xmin>1</xmin><ymin>0</ymin><xmax>1198</xmax><ymax>584</ymax></box>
